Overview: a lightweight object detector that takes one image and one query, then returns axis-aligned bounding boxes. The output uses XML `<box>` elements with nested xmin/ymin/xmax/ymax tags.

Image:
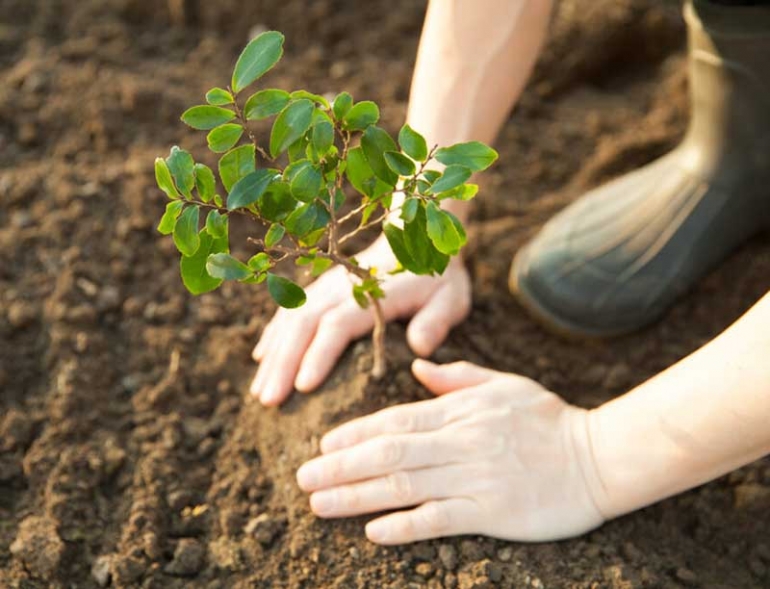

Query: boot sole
<box><xmin>508</xmin><ymin>247</ymin><xmax>644</xmax><ymax>340</ymax></box>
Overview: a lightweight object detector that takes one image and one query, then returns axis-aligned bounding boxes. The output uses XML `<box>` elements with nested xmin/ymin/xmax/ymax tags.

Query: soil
<box><xmin>1</xmin><ymin>0</ymin><xmax>769</xmax><ymax>587</ymax></box>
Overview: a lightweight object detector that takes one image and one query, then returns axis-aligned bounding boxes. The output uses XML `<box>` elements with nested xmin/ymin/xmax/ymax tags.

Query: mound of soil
<box><xmin>1</xmin><ymin>0</ymin><xmax>768</xmax><ymax>587</ymax></box>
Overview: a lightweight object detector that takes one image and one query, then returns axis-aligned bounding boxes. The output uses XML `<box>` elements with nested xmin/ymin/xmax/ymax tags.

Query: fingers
<box><xmin>406</xmin><ymin>279</ymin><xmax>470</xmax><ymax>357</ymax></box>
<box><xmin>294</xmin><ymin>301</ymin><xmax>375</xmax><ymax>392</ymax></box>
<box><xmin>250</xmin><ymin>314</ymin><xmax>318</xmax><ymax>406</ymax></box>
<box><xmin>412</xmin><ymin>359</ymin><xmax>504</xmax><ymax>396</ymax></box>
<box><xmin>320</xmin><ymin>398</ymin><xmax>449</xmax><ymax>454</ymax></box>
<box><xmin>298</xmin><ymin>431</ymin><xmax>466</xmax><ymax>492</ymax></box>
<box><xmin>365</xmin><ymin>497</ymin><xmax>482</xmax><ymax>544</ymax></box>
<box><xmin>252</xmin><ymin>315</ymin><xmax>277</xmax><ymax>361</ymax></box>
<box><xmin>308</xmin><ymin>464</ymin><xmax>469</xmax><ymax>518</ymax></box>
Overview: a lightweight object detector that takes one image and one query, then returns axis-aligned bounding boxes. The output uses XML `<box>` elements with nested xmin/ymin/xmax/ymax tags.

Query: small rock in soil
<box><xmin>91</xmin><ymin>554</ymin><xmax>113</xmax><ymax>587</ymax></box>
<box><xmin>675</xmin><ymin>567</ymin><xmax>698</xmax><ymax>585</ymax></box>
<box><xmin>496</xmin><ymin>547</ymin><xmax>513</xmax><ymax>562</ymax></box>
<box><xmin>411</xmin><ymin>543</ymin><xmax>436</xmax><ymax>562</ymax></box>
<box><xmin>460</xmin><ymin>540</ymin><xmax>484</xmax><ymax>561</ymax></box>
<box><xmin>734</xmin><ymin>483</ymin><xmax>770</xmax><ymax>509</ymax></box>
<box><xmin>167</xmin><ymin>489</ymin><xmax>196</xmax><ymax>511</ymax></box>
<box><xmin>439</xmin><ymin>544</ymin><xmax>458</xmax><ymax>571</ymax></box>
<box><xmin>415</xmin><ymin>561</ymin><xmax>434</xmax><ymax>577</ymax></box>
<box><xmin>10</xmin><ymin>516</ymin><xmax>65</xmax><ymax>578</ymax></box>
<box><xmin>164</xmin><ymin>538</ymin><xmax>205</xmax><ymax>576</ymax></box>
<box><xmin>7</xmin><ymin>300</ymin><xmax>37</xmax><ymax>329</ymax></box>
<box><xmin>244</xmin><ymin>513</ymin><xmax>284</xmax><ymax>546</ymax></box>
<box><xmin>111</xmin><ymin>555</ymin><xmax>146</xmax><ymax>585</ymax></box>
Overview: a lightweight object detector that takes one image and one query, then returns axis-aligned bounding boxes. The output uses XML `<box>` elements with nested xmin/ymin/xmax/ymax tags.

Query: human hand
<box><xmin>296</xmin><ymin>360</ymin><xmax>606</xmax><ymax>544</ymax></box>
<box><xmin>250</xmin><ymin>237</ymin><xmax>472</xmax><ymax>406</ymax></box>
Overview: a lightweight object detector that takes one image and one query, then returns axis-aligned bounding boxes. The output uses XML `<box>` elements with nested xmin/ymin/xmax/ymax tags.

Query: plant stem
<box><xmin>367</xmin><ymin>292</ymin><xmax>386</xmax><ymax>380</ymax></box>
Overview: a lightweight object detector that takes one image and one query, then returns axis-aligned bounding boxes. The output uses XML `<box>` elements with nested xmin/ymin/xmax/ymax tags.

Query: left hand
<box><xmin>296</xmin><ymin>359</ymin><xmax>606</xmax><ymax>544</ymax></box>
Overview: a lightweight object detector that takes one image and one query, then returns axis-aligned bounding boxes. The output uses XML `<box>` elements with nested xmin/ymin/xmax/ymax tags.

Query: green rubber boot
<box><xmin>509</xmin><ymin>0</ymin><xmax>770</xmax><ymax>337</ymax></box>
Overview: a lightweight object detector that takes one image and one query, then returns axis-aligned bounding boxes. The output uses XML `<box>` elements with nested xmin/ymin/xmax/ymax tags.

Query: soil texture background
<box><xmin>1</xmin><ymin>0</ymin><xmax>769</xmax><ymax>587</ymax></box>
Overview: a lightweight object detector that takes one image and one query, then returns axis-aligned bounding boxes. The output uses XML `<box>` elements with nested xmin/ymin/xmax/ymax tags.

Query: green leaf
<box><xmin>311</xmin><ymin>257</ymin><xmax>333</xmax><ymax>277</ymax></box>
<box><xmin>181</xmin><ymin>105</ymin><xmax>236</xmax><ymax>130</ymax></box>
<box><xmin>248</xmin><ymin>252</ymin><xmax>272</xmax><ymax>273</ymax></box>
<box><xmin>434</xmin><ymin>141</ymin><xmax>498</xmax><ymax>172</ymax></box>
<box><xmin>290</xmin><ymin>90</ymin><xmax>330</xmax><ymax>108</ymax></box>
<box><xmin>205</xmin><ymin>209</ymin><xmax>228</xmax><ymax>239</ymax></box>
<box><xmin>425</xmin><ymin>201</ymin><xmax>463</xmax><ymax>255</ymax></box>
<box><xmin>345</xmin><ymin>147</ymin><xmax>392</xmax><ymax>198</ymax></box>
<box><xmin>384</xmin><ymin>151</ymin><xmax>416</xmax><ymax>177</ymax></box>
<box><xmin>267</xmin><ymin>273</ymin><xmax>306</xmax><ymax>308</ymax></box>
<box><xmin>180</xmin><ymin>229</ymin><xmax>228</xmax><ymax>295</ymax></box>
<box><xmin>352</xmin><ymin>284</ymin><xmax>369</xmax><ymax>308</ymax></box>
<box><xmin>361</xmin><ymin>126</ymin><xmax>399</xmax><ymax>185</ymax></box>
<box><xmin>265</xmin><ymin>224</ymin><xmax>285</xmax><ymax>247</ymax></box>
<box><xmin>416</xmin><ymin>179</ymin><xmax>431</xmax><ymax>195</ymax></box>
<box><xmin>400</xmin><ymin>197</ymin><xmax>419</xmax><ymax>223</ymax></box>
<box><xmin>173</xmin><ymin>206</ymin><xmax>201</xmax><ymax>256</ymax></box>
<box><xmin>383</xmin><ymin>223</ymin><xmax>421</xmax><ymax>274</ymax></box>
<box><xmin>206</xmin><ymin>87</ymin><xmax>234</xmax><ymax>106</ymax></box>
<box><xmin>227</xmin><ymin>169</ymin><xmax>277</xmax><ymax>210</ymax></box>
<box><xmin>207</xmin><ymin>123</ymin><xmax>244</xmax><ymax>153</ymax></box>
<box><xmin>284</xmin><ymin>201</ymin><xmax>328</xmax><ymax>237</ymax></box>
<box><xmin>155</xmin><ymin>158</ymin><xmax>180</xmax><ymax>199</ymax></box>
<box><xmin>447</xmin><ymin>209</ymin><xmax>467</xmax><ymax>247</ymax></box>
<box><xmin>206</xmin><ymin>253</ymin><xmax>252</xmax><ymax>280</ymax></box>
<box><xmin>310</xmin><ymin>120</ymin><xmax>334</xmax><ymax>158</ymax></box>
<box><xmin>398</xmin><ymin>124</ymin><xmax>428</xmax><ymax>162</ymax></box>
<box><xmin>259</xmin><ymin>182</ymin><xmax>297</xmax><ymax>221</ymax></box>
<box><xmin>404</xmin><ymin>203</ymin><xmax>449</xmax><ymax>275</ymax></box>
<box><xmin>270</xmin><ymin>99</ymin><xmax>314</xmax><ymax>158</ymax></box>
<box><xmin>158</xmin><ymin>200</ymin><xmax>185</xmax><ymax>235</ymax></box>
<box><xmin>288</xmin><ymin>162</ymin><xmax>323</xmax><ymax>202</ymax></box>
<box><xmin>422</xmin><ymin>169</ymin><xmax>441</xmax><ymax>184</ymax></box>
<box><xmin>332</xmin><ymin>92</ymin><xmax>353</xmax><ymax>120</ymax></box>
<box><xmin>287</xmin><ymin>134</ymin><xmax>310</xmax><ymax>163</ymax></box>
<box><xmin>194</xmin><ymin>163</ymin><xmax>216</xmax><ymax>202</ymax></box>
<box><xmin>219</xmin><ymin>144</ymin><xmax>255</xmax><ymax>192</ymax></box>
<box><xmin>166</xmin><ymin>146</ymin><xmax>195</xmax><ymax>198</ymax></box>
<box><xmin>244</xmin><ymin>89</ymin><xmax>291</xmax><ymax>120</ymax></box>
<box><xmin>231</xmin><ymin>31</ymin><xmax>285</xmax><ymax>93</ymax></box>
<box><xmin>427</xmin><ymin>164</ymin><xmax>472</xmax><ymax>194</ymax></box>
<box><xmin>342</xmin><ymin>101</ymin><xmax>379</xmax><ymax>131</ymax></box>
<box><xmin>437</xmin><ymin>183</ymin><xmax>478</xmax><ymax>201</ymax></box>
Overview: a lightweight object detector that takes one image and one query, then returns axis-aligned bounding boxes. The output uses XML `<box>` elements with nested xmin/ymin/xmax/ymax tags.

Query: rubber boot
<box><xmin>509</xmin><ymin>0</ymin><xmax>770</xmax><ymax>337</ymax></box>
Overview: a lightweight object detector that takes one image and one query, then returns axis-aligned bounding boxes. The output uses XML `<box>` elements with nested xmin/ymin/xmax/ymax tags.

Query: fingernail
<box><xmin>294</xmin><ymin>369</ymin><xmax>313</xmax><ymax>392</ymax></box>
<box><xmin>310</xmin><ymin>491</ymin><xmax>334</xmax><ymax>515</ymax></box>
<box><xmin>365</xmin><ymin>520</ymin><xmax>388</xmax><ymax>543</ymax></box>
<box><xmin>296</xmin><ymin>463</ymin><xmax>319</xmax><ymax>490</ymax></box>
<box><xmin>260</xmin><ymin>384</ymin><xmax>279</xmax><ymax>406</ymax></box>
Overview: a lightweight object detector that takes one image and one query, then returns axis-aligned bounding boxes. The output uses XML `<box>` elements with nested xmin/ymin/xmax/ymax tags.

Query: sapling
<box><xmin>154</xmin><ymin>31</ymin><xmax>497</xmax><ymax>379</ymax></box>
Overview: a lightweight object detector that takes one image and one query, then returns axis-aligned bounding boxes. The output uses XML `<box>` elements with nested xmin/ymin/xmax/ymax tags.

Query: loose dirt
<box><xmin>1</xmin><ymin>0</ymin><xmax>768</xmax><ymax>587</ymax></box>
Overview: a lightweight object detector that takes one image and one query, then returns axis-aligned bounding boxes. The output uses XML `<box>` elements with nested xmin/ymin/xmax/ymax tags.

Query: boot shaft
<box><xmin>684</xmin><ymin>0</ymin><xmax>770</xmax><ymax>178</ymax></box>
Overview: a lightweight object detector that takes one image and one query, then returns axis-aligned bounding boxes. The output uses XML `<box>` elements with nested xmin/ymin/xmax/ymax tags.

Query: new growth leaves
<box><xmin>155</xmin><ymin>29</ymin><xmax>498</xmax><ymax>315</ymax></box>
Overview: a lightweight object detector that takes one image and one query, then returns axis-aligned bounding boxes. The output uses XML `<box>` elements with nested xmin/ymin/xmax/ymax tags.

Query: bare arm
<box><xmin>586</xmin><ymin>292</ymin><xmax>770</xmax><ymax>518</ymax></box>
<box><xmin>406</xmin><ymin>0</ymin><xmax>554</xmax><ymax>222</ymax></box>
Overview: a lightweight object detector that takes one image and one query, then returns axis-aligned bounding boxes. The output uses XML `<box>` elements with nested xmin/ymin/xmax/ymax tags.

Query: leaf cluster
<box><xmin>155</xmin><ymin>31</ymin><xmax>498</xmax><ymax>310</ymax></box>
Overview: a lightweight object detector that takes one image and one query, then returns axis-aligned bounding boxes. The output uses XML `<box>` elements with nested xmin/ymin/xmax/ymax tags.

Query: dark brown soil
<box><xmin>1</xmin><ymin>0</ymin><xmax>769</xmax><ymax>587</ymax></box>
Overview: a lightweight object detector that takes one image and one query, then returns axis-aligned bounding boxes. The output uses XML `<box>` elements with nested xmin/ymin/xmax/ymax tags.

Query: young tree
<box><xmin>155</xmin><ymin>31</ymin><xmax>497</xmax><ymax>378</ymax></box>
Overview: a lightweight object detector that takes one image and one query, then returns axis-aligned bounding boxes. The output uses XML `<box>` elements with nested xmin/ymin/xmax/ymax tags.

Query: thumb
<box><xmin>412</xmin><ymin>359</ymin><xmax>503</xmax><ymax>396</ymax></box>
<box><xmin>406</xmin><ymin>281</ymin><xmax>470</xmax><ymax>357</ymax></box>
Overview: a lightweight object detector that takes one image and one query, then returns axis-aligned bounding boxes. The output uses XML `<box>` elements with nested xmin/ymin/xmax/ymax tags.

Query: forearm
<box><xmin>406</xmin><ymin>0</ymin><xmax>553</xmax><ymax>222</ymax></box>
<box><xmin>585</xmin><ymin>292</ymin><xmax>770</xmax><ymax>519</ymax></box>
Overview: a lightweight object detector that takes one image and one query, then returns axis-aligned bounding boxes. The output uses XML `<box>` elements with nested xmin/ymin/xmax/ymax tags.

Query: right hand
<box><xmin>250</xmin><ymin>236</ymin><xmax>472</xmax><ymax>406</ymax></box>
